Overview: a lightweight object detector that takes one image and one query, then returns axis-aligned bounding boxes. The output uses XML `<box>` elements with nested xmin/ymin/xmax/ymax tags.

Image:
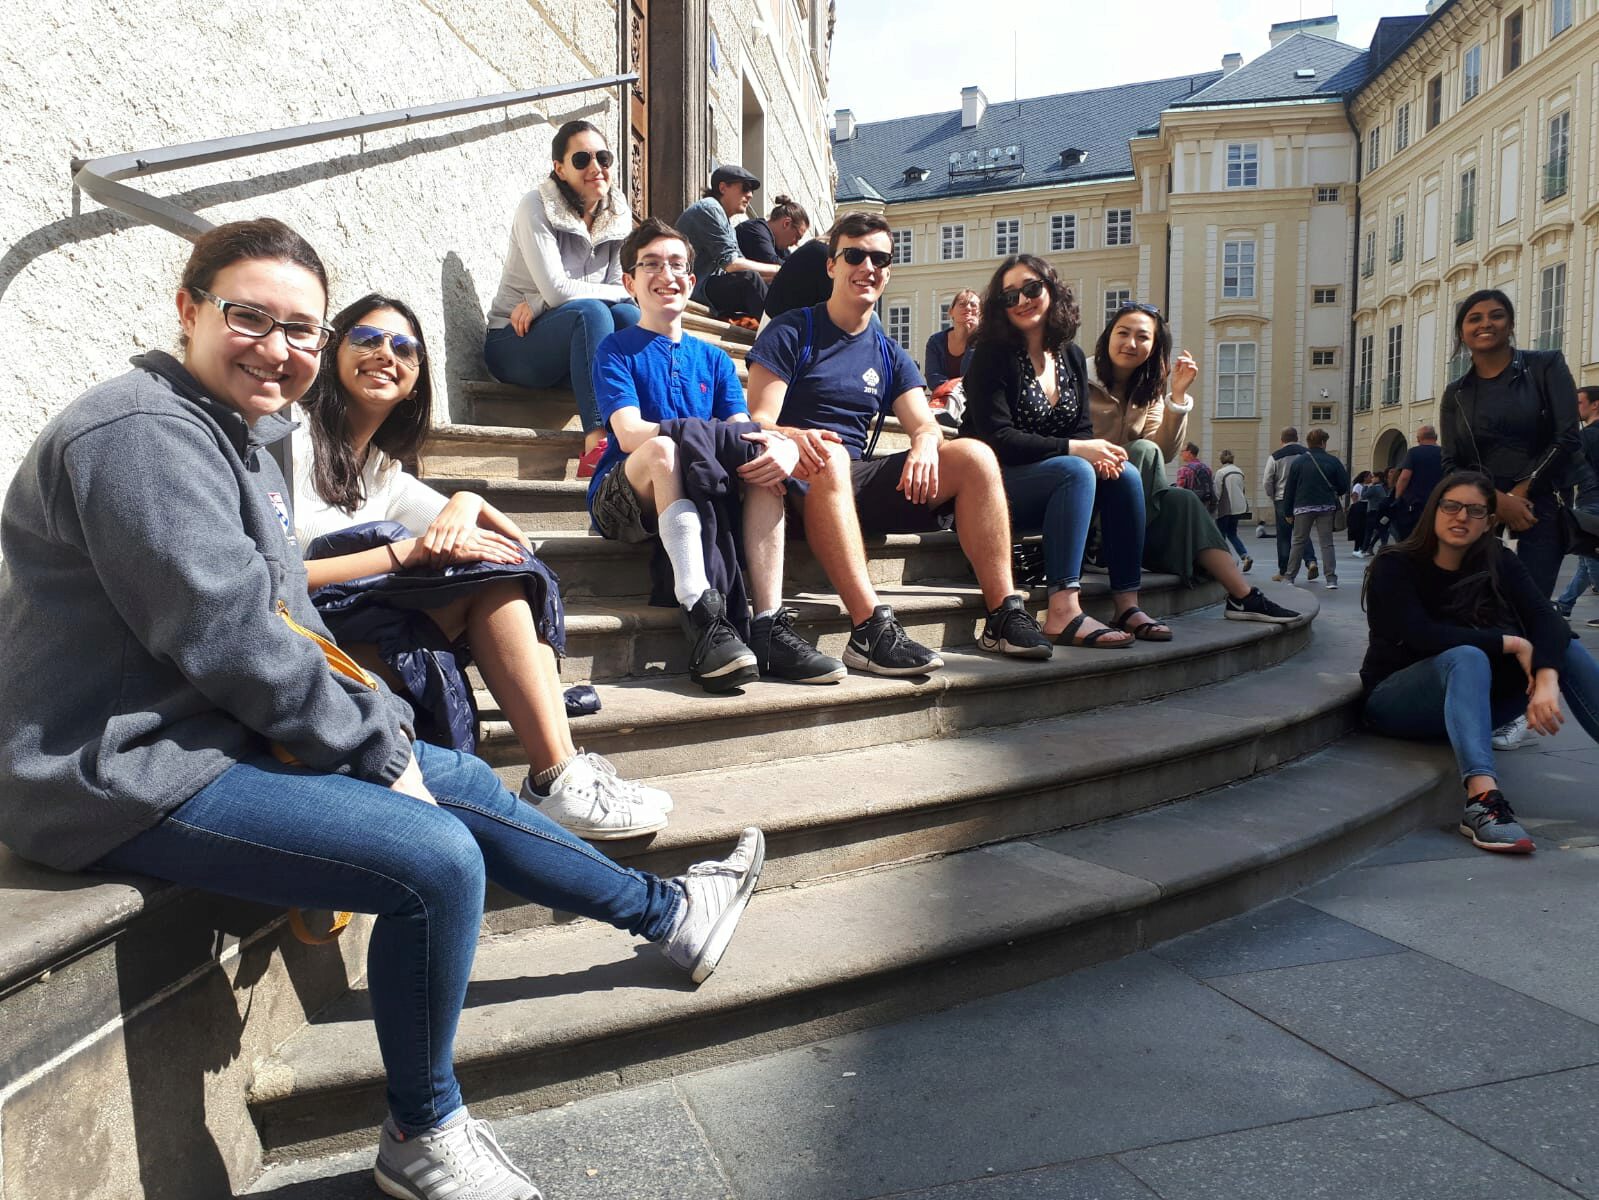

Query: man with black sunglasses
<box><xmin>745</xmin><ymin>212</ymin><xmax>1052</xmax><ymax>674</ymax></box>
<box><xmin>675</xmin><ymin>165</ymin><xmax>778</xmax><ymax>324</ymax></box>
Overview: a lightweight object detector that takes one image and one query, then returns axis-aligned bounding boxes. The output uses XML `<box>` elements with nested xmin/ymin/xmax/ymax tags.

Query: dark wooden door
<box><xmin>624</xmin><ymin>0</ymin><xmax>649</xmax><ymax>217</ymax></box>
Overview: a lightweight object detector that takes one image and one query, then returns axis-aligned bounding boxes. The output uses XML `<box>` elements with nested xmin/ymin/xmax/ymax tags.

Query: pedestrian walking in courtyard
<box><xmin>1392</xmin><ymin>425</ymin><xmax>1444</xmax><ymax>539</ymax></box>
<box><xmin>1214</xmin><ymin>449</ymin><xmax>1252</xmax><ymax>571</ymax></box>
<box><xmin>1553</xmin><ymin>385</ymin><xmax>1599</xmax><ymax>619</ymax></box>
<box><xmin>1281</xmin><ymin>428</ymin><xmax>1349</xmax><ymax>589</ymax></box>
<box><xmin>1263</xmin><ymin>426</ymin><xmax>1318</xmax><ymax>579</ymax></box>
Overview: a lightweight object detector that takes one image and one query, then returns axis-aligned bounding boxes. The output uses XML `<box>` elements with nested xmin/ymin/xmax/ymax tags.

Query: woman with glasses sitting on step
<box><xmin>295</xmin><ymin>292</ymin><xmax>669</xmax><ymax>841</ymax></box>
<box><xmin>483</xmin><ymin>119</ymin><xmax>641</xmax><ymax>480</ymax></box>
<box><xmin>1088</xmin><ymin>302</ymin><xmax>1300</xmax><ymax>627</ymax></box>
<box><xmin>0</xmin><ymin>218</ymin><xmax>763</xmax><ymax>1200</ymax></box>
<box><xmin>1361</xmin><ymin>470</ymin><xmax>1599</xmax><ymax>855</ymax></box>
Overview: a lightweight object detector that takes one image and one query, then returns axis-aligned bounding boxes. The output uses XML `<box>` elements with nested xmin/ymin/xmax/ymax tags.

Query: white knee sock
<box><xmin>659</xmin><ymin>499</ymin><xmax>712</xmax><ymax>607</ymax></box>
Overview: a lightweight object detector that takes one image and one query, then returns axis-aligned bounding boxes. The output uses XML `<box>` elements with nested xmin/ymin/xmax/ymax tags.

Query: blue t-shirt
<box><xmin>586</xmin><ymin>325</ymin><xmax>746</xmax><ymax>507</ymax></box>
<box><xmin>746</xmin><ymin>304</ymin><xmax>925</xmax><ymax>460</ymax></box>
<box><xmin>1399</xmin><ymin>443</ymin><xmax>1443</xmax><ymax>507</ymax></box>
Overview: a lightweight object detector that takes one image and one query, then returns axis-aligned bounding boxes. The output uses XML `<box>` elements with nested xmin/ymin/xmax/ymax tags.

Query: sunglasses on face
<box><xmin>568</xmin><ymin>149</ymin><xmax>614</xmax><ymax>170</ymax></box>
<box><xmin>1000</xmin><ymin>278</ymin><xmax>1048</xmax><ymax>309</ymax></box>
<box><xmin>1438</xmin><ymin>499</ymin><xmax>1490</xmax><ymax>520</ymax></box>
<box><xmin>834</xmin><ymin>247</ymin><xmax>893</xmax><ymax>269</ymax></box>
<box><xmin>1115</xmin><ymin>300</ymin><xmax>1162</xmax><ymax>319</ymax></box>
<box><xmin>346</xmin><ymin>325</ymin><xmax>423</xmax><ymax>365</ymax></box>
<box><xmin>193</xmin><ymin>290</ymin><xmax>331</xmax><ymax>352</ymax></box>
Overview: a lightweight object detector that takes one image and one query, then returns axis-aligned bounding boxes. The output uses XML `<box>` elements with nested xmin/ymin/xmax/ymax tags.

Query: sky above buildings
<box><xmin>831</xmin><ymin>0</ymin><xmax>1420</xmax><ymax>123</ymax></box>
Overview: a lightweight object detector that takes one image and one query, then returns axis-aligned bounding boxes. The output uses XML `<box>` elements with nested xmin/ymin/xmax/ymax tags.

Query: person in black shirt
<box><xmin>1360</xmin><ymin>470</ymin><xmax>1599</xmax><ymax>853</ymax></box>
<box><xmin>1392</xmin><ymin>424</ymin><xmax>1443</xmax><ymax>538</ymax></box>
<box><xmin>1555</xmin><ymin>386</ymin><xmax>1599</xmax><ymax>620</ymax></box>
<box><xmin>735</xmin><ymin>195</ymin><xmax>810</xmax><ymax>266</ymax></box>
<box><xmin>763</xmin><ymin>238</ymin><xmax>833</xmax><ymax>319</ymax></box>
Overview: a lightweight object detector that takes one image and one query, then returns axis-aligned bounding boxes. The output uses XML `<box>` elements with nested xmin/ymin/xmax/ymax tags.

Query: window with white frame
<box><xmin>1313</xmin><ymin>286</ymin><xmax>1339</xmax><ymax>305</ymax></box>
<box><xmin>1545</xmin><ymin>112</ymin><xmax>1570</xmax><ymax>201</ymax></box>
<box><xmin>1049</xmin><ymin>213</ymin><xmax>1077</xmax><ymax>251</ymax></box>
<box><xmin>1427</xmin><ymin>75</ymin><xmax>1443</xmax><ymax>130</ymax></box>
<box><xmin>1384</xmin><ymin>324</ymin><xmax>1404</xmax><ymax>406</ymax></box>
<box><xmin>1395</xmin><ymin>104</ymin><xmax>1411</xmax><ymax>152</ymax></box>
<box><xmin>1390</xmin><ymin>213</ymin><xmax>1405</xmax><ymax>263</ymax></box>
<box><xmin>1105</xmin><ymin>209</ymin><xmax>1133</xmax><ymax>246</ymax></box>
<box><xmin>1367</xmin><ymin>127</ymin><xmax>1381</xmax><ymax>172</ymax></box>
<box><xmin>940</xmin><ymin>224</ymin><xmax>966</xmax><ymax>261</ymax></box>
<box><xmin>1104</xmin><ymin>288</ymin><xmax>1131</xmax><ymax>327</ymax></box>
<box><xmin>1462</xmin><ymin>44</ymin><xmax>1482</xmax><ymax>103</ymax></box>
<box><xmin>1456</xmin><ymin>167</ymin><xmax>1478</xmax><ymax>243</ymax></box>
<box><xmin>1311</xmin><ymin>403</ymin><xmax>1334</xmax><ymax>423</ymax></box>
<box><xmin>994</xmin><ymin>217</ymin><xmax>1021</xmax><ymax>257</ymax></box>
<box><xmin>1311</xmin><ymin>348</ymin><xmax>1338</xmax><ymax>368</ymax></box>
<box><xmin>1356</xmin><ymin>334</ymin><xmax>1374</xmax><ymax>411</ymax></box>
<box><xmin>939</xmin><ymin>300</ymin><xmax>952</xmax><ymax>331</ymax></box>
<box><xmin>1552</xmin><ymin>0</ymin><xmax>1573</xmax><ymax>35</ymax></box>
<box><xmin>890</xmin><ymin>229</ymin><xmax>912</xmax><ymax>265</ymax></box>
<box><xmin>1216</xmin><ymin>344</ymin><xmax>1257</xmax><ymax>418</ymax></box>
<box><xmin>1503</xmin><ymin>9</ymin><xmax>1524</xmax><ymax>73</ymax></box>
<box><xmin>1315</xmin><ymin>186</ymin><xmax>1341</xmax><ymax>203</ymax></box>
<box><xmin>1222</xmin><ymin>239</ymin><xmax>1257</xmax><ymax>299</ymax></box>
<box><xmin>1362</xmin><ymin>229</ymin><xmax>1377</xmax><ymax>277</ymax></box>
<box><xmin>884</xmin><ymin>303</ymin><xmax>913</xmax><ymax>352</ymax></box>
<box><xmin>1225</xmin><ymin>143</ymin><xmax>1259</xmax><ymax>188</ymax></box>
<box><xmin>1448</xmin><ymin>340</ymin><xmax>1472</xmax><ymax>382</ymax></box>
<box><xmin>1538</xmin><ymin>263</ymin><xmax>1566</xmax><ymax>351</ymax></box>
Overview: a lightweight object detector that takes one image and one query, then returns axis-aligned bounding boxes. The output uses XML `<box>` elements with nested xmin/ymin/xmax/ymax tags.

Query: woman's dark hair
<box><xmin>178</xmin><ymin>218</ymin><xmax>327</xmax><ymax>348</ymax></box>
<box><xmin>548</xmin><ymin>119</ymin><xmax>616</xmax><ymax>219</ymax></box>
<box><xmin>974</xmin><ymin>254</ymin><xmax>1080</xmax><ymax>352</ymax></box>
<box><xmin>302</xmin><ymin>294</ymin><xmax>433</xmax><ymax>513</ymax></box>
<box><xmin>1091</xmin><ymin>302</ymin><xmax>1172</xmax><ymax>409</ymax></box>
<box><xmin>1362</xmin><ymin>470</ymin><xmax>1510</xmax><ymax>625</ymax></box>
<box><xmin>768</xmin><ymin>195</ymin><xmax>810</xmax><ymax>229</ymax></box>
<box><xmin>1452</xmin><ymin>288</ymin><xmax>1515</xmax><ymax>353</ymax></box>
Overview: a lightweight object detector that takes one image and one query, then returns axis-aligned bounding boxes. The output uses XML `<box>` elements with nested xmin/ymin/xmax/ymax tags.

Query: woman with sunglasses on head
<box><xmin>1088</xmin><ymin>302</ymin><xmax>1299</xmax><ymax>625</ymax></box>
<box><xmin>296</xmin><ymin>293</ymin><xmax>670</xmax><ymax>841</ymax></box>
<box><xmin>0</xmin><ymin>219</ymin><xmax>763</xmax><ymax>1200</ymax></box>
<box><xmin>1361</xmin><ymin>471</ymin><xmax>1599</xmax><ymax>854</ymax></box>
<box><xmin>484</xmin><ymin>119</ymin><xmax>641</xmax><ymax>478</ymax></box>
<box><xmin>959</xmin><ymin>256</ymin><xmax>1148</xmax><ymax>648</ymax></box>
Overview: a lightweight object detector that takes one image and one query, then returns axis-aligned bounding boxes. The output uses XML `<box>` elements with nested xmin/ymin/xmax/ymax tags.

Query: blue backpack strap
<box><xmin>864</xmin><ymin>324</ymin><xmax>895</xmax><ymax>460</ymax></box>
<box><xmin>793</xmin><ymin>304</ymin><xmax>815</xmax><ymax>383</ymax></box>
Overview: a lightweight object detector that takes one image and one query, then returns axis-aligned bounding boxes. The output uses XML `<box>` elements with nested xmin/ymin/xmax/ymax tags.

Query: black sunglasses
<box><xmin>346</xmin><ymin>324</ymin><xmax>423</xmax><ymax>365</ymax></box>
<box><xmin>834</xmin><ymin>247</ymin><xmax>893</xmax><ymax>269</ymax></box>
<box><xmin>568</xmin><ymin>149</ymin><xmax>614</xmax><ymax>170</ymax></box>
<box><xmin>1115</xmin><ymin>300</ymin><xmax>1162</xmax><ymax>319</ymax></box>
<box><xmin>1000</xmin><ymin>278</ymin><xmax>1049</xmax><ymax>309</ymax></box>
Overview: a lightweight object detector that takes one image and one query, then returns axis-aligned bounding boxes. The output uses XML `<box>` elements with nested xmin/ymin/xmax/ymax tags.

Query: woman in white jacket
<box><xmin>1214</xmin><ymin>449</ymin><xmax>1252</xmax><ymax>570</ymax></box>
<box><xmin>483</xmin><ymin>120</ymin><xmax>640</xmax><ymax>476</ymax></box>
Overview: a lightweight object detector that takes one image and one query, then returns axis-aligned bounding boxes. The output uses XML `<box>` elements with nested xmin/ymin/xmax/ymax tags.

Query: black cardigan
<box><xmin>958</xmin><ymin>339</ymin><xmax>1092</xmax><ymax>466</ymax></box>
<box><xmin>1439</xmin><ymin>348</ymin><xmax>1580</xmax><ymax>495</ymax></box>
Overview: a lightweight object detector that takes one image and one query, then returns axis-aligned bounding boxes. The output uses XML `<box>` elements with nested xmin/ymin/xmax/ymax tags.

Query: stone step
<box><xmin>248</xmin><ymin>727</ymin><xmax>1454</xmax><ymax>1160</ymax></box>
<box><xmin>420</xmin><ymin>476</ymin><xmax>594</xmax><ymax>530</ymax></box>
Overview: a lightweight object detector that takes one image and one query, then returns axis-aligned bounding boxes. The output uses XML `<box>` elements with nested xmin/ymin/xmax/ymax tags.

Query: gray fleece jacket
<box><xmin>0</xmin><ymin>352</ymin><xmax>415</xmax><ymax>871</ymax></box>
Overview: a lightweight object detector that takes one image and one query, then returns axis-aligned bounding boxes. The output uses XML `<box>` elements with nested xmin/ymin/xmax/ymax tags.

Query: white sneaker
<box><xmin>375</xmin><ymin>1109</ymin><xmax>541</xmax><ymax>1200</ymax></box>
<box><xmin>520</xmin><ymin>756</ymin><xmax>667</xmax><ymax>840</ymax></box>
<box><xmin>578</xmin><ymin>750</ymin><xmax>673</xmax><ymax>813</ymax></box>
<box><xmin>1491</xmin><ymin>714</ymin><xmax>1530</xmax><ymax>751</ymax></box>
<box><xmin>660</xmin><ymin>827</ymin><xmax>765</xmax><ymax>983</ymax></box>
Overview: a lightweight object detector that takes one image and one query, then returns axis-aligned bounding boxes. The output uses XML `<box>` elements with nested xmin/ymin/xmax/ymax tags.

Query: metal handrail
<box><xmin>70</xmin><ymin>73</ymin><xmax>638</xmax><ymax>241</ymax></box>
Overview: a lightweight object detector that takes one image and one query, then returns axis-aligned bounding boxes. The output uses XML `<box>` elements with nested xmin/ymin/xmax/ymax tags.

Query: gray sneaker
<box><xmin>660</xmin><ymin>827</ymin><xmax>765</xmax><ymax>983</ymax></box>
<box><xmin>1491</xmin><ymin>714</ymin><xmax>1529</xmax><ymax>751</ymax></box>
<box><xmin>375</xmin><ymin>1109</ymin><xmax>541</xmax><ymax>1200</ymax></box>
<box><xmin>1459</xmin><ymin>790</ymin><xmax>1535</xmax><ymax>854</ymax></box>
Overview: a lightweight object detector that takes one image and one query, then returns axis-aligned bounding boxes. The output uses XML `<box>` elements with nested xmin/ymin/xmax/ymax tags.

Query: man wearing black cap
<box><xmin>676</xmin><ymin>165</ymin><xmax>778</xmax><ymax>323</ymax></box>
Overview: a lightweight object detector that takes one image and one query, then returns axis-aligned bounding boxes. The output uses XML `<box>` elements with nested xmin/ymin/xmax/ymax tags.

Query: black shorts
<box><xmin>842</xmin><ymin>451</ymin><xmax>955</xmax><ymax>535</ymax></box>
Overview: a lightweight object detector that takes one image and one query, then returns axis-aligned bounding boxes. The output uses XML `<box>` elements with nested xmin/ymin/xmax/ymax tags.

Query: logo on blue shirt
<box><xmin>862</xmin><ymin>367</ymin><xmax>881</xmax><ymax>395</ymax></box>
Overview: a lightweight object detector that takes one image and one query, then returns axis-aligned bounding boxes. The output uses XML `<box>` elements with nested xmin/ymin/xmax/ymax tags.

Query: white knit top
<box><xmin>289</xmin><ymin>414</ymin><xmax>448</xmax><ymax>544</ymax></box>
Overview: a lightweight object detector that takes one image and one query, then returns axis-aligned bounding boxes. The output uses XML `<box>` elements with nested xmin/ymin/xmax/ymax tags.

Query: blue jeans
<box><xmin>1363</xmin><ymin>641</ymin><xmax>1599</xmax><ymax>784</ymax></box>
<box><xmin>97</xmin><ymin>741</ymin><xmax>680</xmax><ymax>1134</ymax></box>
<box><xmin>483</xmin><ymin>300</ymin><xmax>642</xmax><ymax>434</ymax></box>
<box><xmin>1217</xmin><ymin>514</ymin><xmax>1248</xmax><ymax>559</ymax></box>
<box><xmin>1003</xmin><ymin>454</ymin><xmax>1145</xmax><ymax>594</ymax></box>
<box><xmin>1557</xmin><ymin>555</ymin><xmax>1599</xmax><ymax>611</ymax></box>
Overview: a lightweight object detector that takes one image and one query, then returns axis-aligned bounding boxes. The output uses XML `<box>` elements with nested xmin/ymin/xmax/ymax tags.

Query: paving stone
<box><xmin>868</xmin><ymin>1157</ymin><xmax>1157</xmax><ymax>1199</ymax></box>
<box><xmin>1117</xmin><ymin>1102</ymin><xmax>1575</xmax><ymax>1199</ymax></box>
<box><xmin>676</xmin><ymin>954</ymin><xmax>1391</xmax><ymax>1200</ymax></box>
<box><xmin>1422</xmin><ymin>1064</ymin><xmax>1599</xmax><ymax>1199</ymax></box>
<box><xmin>1211</xmin><ymin>951</ymin><xmax>1599</xmax><ymax>1097</ymax></box>
<box><xmin>1355</xmin><ymin>828</ymin><xmax>1483</xmax><ymax>867</ymax></box>
<box><xmin>1152</xmin><ymin>899</ymin><xmax>1405</xmax><ymax>979</ymax></box>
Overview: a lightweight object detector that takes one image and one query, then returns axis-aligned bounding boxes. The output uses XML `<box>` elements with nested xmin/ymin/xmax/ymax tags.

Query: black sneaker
<box><xmin>751</xmin><ymin>608</ymin><xmax>846</xmax><ymax>684</ymax></box>
<box><xmin>1224</xmin><ymin>587</ymin><xmax>1300</xmax><ymax>625</ymax></box>
<box><xmin>842</xmin><ymin>605</ymin><xmax>944</xmax><ymax>676</ymax></box>
<box><xmin>978</xmin><ymin>594</ymin><xmax>1053</xmax><ymax>659</ymax></box>
<box><xmin>679</xmin><ymin>589</ymin><xmax>758</xmax><ymax>693</ymax></box>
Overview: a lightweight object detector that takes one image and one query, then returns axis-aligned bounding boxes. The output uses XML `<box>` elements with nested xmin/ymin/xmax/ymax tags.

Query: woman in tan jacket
<box><xmin>1088</xmin><ymin>302</ymin><xmax>1298</xmax><ymax>624</ymax></box>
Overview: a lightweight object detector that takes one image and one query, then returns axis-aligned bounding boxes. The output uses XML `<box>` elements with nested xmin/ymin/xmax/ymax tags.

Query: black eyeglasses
<box><xmin>346</xmin><ymin>325</ymin><xmax>423</xmax><ymax>365</ymax></box>
<box><xmin>1000</xmin><ymin>278</ymin><xmax>1048</xmax><ymax>309</ymax></box>
<box><xmin>1115</xmin><ymin>300</ymin><xmax>1162</xmax><ymax>319</ymax></box>
<box><xmin>568</xmin><ymin>150</ymin><xmax>614</xmax><ymax>170</ymax></box>
<box><xmin>1438</xmin><ymin>498</ymin><xmax>1490</xmax><ymax>520</ymax></box>
<box><xmin>192</xmin><ymin>290</ymin><xmax>331</xmax><ymax>352</ymax></box>
<box><xmin>833</xmin><ymin>247</ymin><xmax>893</xmax><ymax>269</ymax></box>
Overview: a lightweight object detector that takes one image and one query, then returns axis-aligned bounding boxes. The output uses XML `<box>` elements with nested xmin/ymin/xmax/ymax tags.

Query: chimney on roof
<box><xmin>1269</xmin><ymin>14</ymin><xmax>1338</xmax><ymax>46</ymax></box>
<box><xmin>834</xmin><ymin>109</ymin><xmax>856</xmax><ymax>142</ymax></box>
<box><xmin>1221</xmin><ymin>52</ymin><xmax>1243</xmax><ymax>74</ymax></box>
<box><xmin>960</xmin><ymin>86</ymin><xmax>987</xmax><ymax>130</ymax></box>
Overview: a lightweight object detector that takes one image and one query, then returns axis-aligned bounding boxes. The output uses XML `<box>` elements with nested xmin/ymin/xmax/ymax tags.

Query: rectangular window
<box><xmin>1427</xmin><ymin>75</ymin><xmax>1443</xmax><ymax>130</ymax></box>
<box><xmin>1390</xmin><ymin>213</ymin><xmax>1405</xmax><ymax>263</ymax></box>
<box><xmin>1216</xmin><ymin>344</ymin><xmax>1258</xmax><ymax>418</ymax></box>
<box><xmin>1313</xmin><ymin>286</ymin><xmax>1339</xmax><ymax>305</ymax></box>
<box><xmin>1222</xmin><ymin>239</ymin><xmax>1257</xmax><ymax>299</ymax></box>
<box><xmin>1362</xmin><ymin>229</ymin><xmax>1376</xmax><ymax>278</ymax></box>
<box><xmin>1449</xmin><ymin>340</ymin><xmax>1472</xmax><ymax>382</ymax></box>
<box><xmin>1367</xmin><ymin>127</ymin><xmax>1381</xmax><ymax>173</ymax></box>
<box><xmin>885</xmin><ymin>303</ymin><xmax>913</xmax><ymax>352</ymax></box>
<box><xmin>1103</xmin><ymin>288</ymin><xmax>1132</xmax><ymax>327</ymax></box>
<box><xmin>994</xmin><ymin>217</ymin><xmax>1020</xmax><ymax>257</ymax></box>
<box><xmin>890</xmin><ymin>229</ymin><xmax>912</xmax><ymax>265</ymax></box>
<box><xmin>1545</xmin><ymin>112</ymin><xmax>1570</xmax><ymax>201</ymax></box>
<box><xmin>1315</xmin><ymin>186</ymin><xmax>1341</xmax><ymax>203</ymax></box>
<box><xmin>1539</xmin><ymin>263</ymin><xmax>1567</xmax><ymax>351</ymax></box>
<box><xmin>1311</xmin><ymin>403</ymin><xmax>1334</xmax><ymax>424</ymax></box>
<box><xmin>1106</xmin><ymin>208</ymin><xmax>1133</xmax><ymax>246</ymax></box>
<box><xmin>1553</xmin><ymin>0</ymin><xmax>1573</xmax><ymax>35</ymax></box>
<box><xmin>1049</xmin><ymin>213</ymin><xmax>1077</xmax><ymax>251</ymax></box>
<box><xmin>1456</xmin><ymin>167</ymin><xmax>1477</xmax><ymax>243</ymax></box>
<box><xmin>939</xmin><ymin>300</ymin><xmax>952</xmax><ymax>332</ymax></box>
<box><xmin>1395</xmin><ymin>104</ymin><xmax>1411</xmax><ymax>152</ymax></box>
<box><xmin>940</xmin><ymin>224</ymin><xmax>965</xmax><ymax>261</ymax></box>
<box><xmin>1384</xmin><ymin>324</ymin><xmax>1404</xmax><ymax>406</ymax></box>
<box><xmin>1504</xmin><ymin>10</ymin><xmax>1524</xmax><ymax>73</ymax></box>
<box><xmin>1462</xmin><ymin>45</ymin><xmax>1482</xmax><ymax>103</ymax></box>
<box><xmin>1311</xmin><ymin>348</ymin><xmax>1338</xmax><ymax>368</ymax></box>
<box><xmin>1357</xmin><ymin>334</ymin><xmax>1375</xmax><ymax>411</ymax></box>
<box><xmin>1225</xmin><ymin>142</ymin><xmax>1259</xmax><ymax>188</ymax></box>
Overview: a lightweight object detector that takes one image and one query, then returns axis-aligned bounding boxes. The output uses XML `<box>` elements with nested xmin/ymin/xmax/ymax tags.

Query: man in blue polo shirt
<box><xmin>745</xmin><ymin>211</ymin><xmax>1051</xmax><ymax>673</ymax></box>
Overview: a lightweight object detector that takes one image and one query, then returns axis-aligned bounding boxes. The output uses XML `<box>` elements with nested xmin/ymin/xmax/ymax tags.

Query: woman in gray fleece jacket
<box><xmin>0</xmin><ymin>218</ymin><xmax>761</xmax><ymax>1200</ymax></box>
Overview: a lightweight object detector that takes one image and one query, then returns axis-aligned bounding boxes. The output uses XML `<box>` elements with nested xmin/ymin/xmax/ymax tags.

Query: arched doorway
<box><xmin>1372</xmin><ymin>427</ymin><xmax>1408</xmax><ymax>474</ymax></box>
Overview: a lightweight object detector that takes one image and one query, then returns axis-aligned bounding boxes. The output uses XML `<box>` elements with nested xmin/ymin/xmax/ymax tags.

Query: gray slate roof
<box><xmin>1172</xmin><ymin>32</ymin><xmax>1370</xmax><ymax>107</ymax></box>
<box><xmin>833</xmin><ymin>71</ymin><xmax>1222</xmax><ymax>204</ymax></box>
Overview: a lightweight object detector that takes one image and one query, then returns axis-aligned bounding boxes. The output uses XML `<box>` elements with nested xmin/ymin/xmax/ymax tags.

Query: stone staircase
<box><xmin>0</xmin><ymin>303</ymin><xmax>1458</xmax><ymax>1197</ymax></box>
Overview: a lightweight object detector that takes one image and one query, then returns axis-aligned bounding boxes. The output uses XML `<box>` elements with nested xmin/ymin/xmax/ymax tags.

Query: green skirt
<box><xmin>1126</xmin><ymin>439</ymin><xmax>1229</xmax><ymax>586</ymax></box>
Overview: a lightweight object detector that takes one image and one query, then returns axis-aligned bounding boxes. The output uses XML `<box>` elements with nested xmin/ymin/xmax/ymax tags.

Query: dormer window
<box><xmin>903</xmin><ymin>166</ymin><xmax>931</xmax><ymax>183</ymax></box>
<box><xmin>1059</xmin><ymin>148</ymin><xmax>1087</xmax><ymax>169</ymax></box>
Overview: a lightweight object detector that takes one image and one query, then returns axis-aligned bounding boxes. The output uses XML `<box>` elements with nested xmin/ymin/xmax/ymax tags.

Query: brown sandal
<box><xmin>1059</xmin><ymin>613</ymin><xmax>1135</xmax><ymax>649</ymax></box>
<box><xmin>1112</xmin><ymin>606</ymin><xmax>1172</xmax><ymax>642</ymax></box>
